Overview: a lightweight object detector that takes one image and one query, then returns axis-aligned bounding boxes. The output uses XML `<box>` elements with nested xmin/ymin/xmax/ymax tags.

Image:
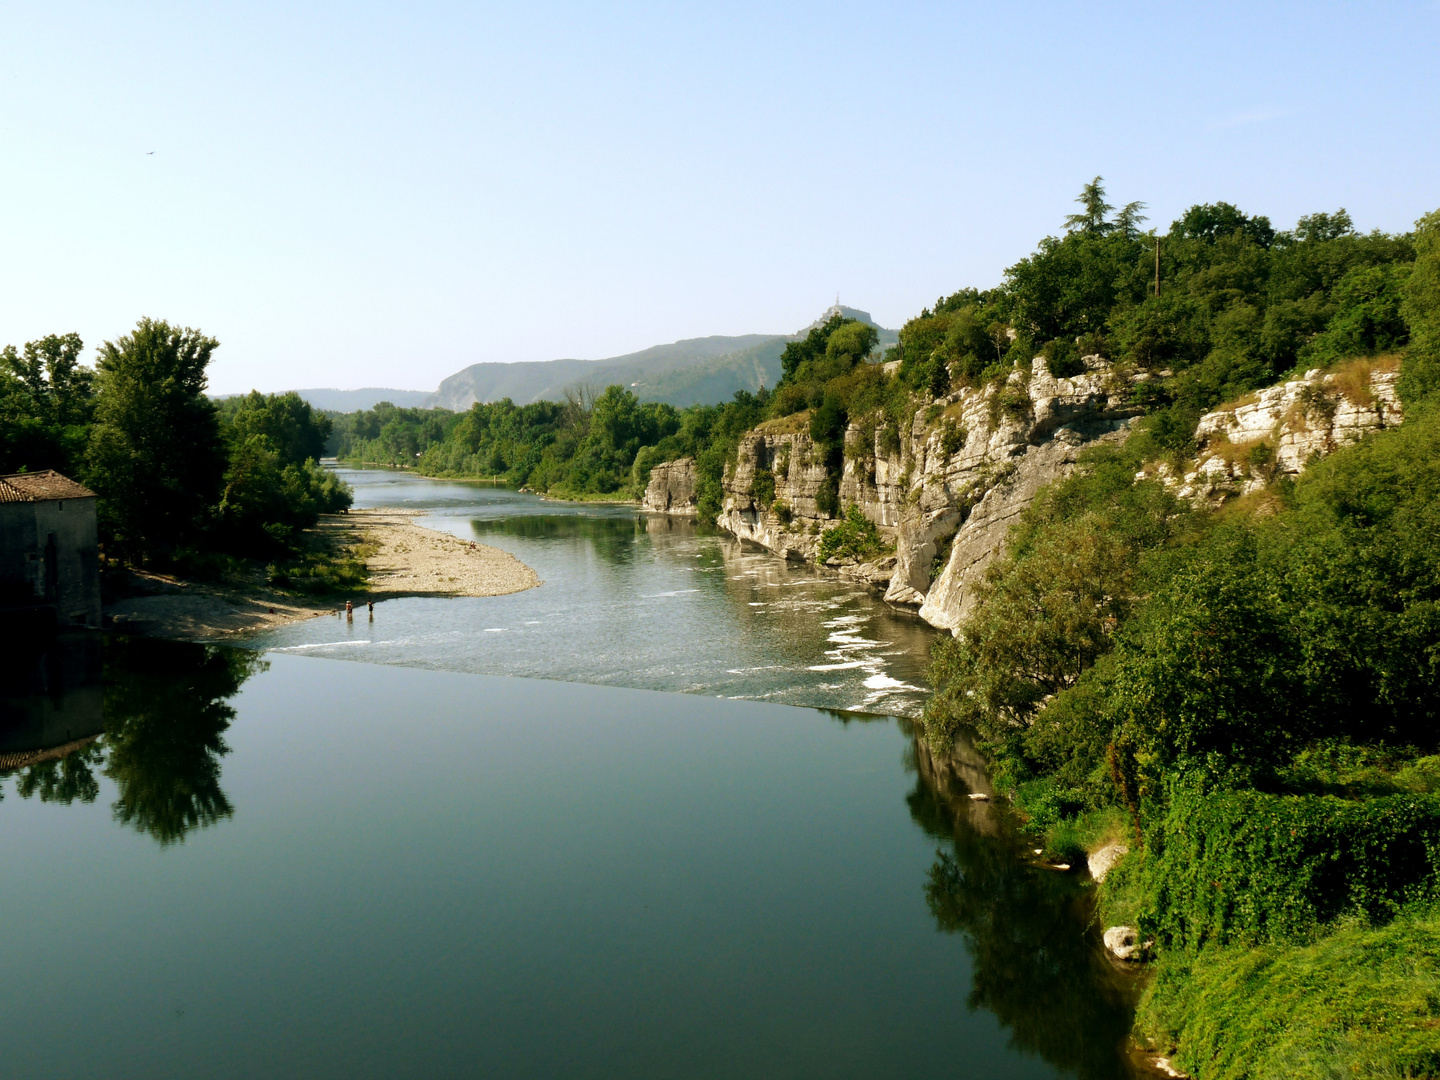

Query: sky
<box><xmin>1</xmin><ymin>1</ymin><xmax>1437</xmax><ymax>395</ymax></box>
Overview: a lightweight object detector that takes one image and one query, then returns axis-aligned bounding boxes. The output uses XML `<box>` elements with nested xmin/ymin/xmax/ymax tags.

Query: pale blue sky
<box><xmin>2</xmin><ymin>1</ymin><xmax>1437</xmax><ymax>394</ymax></box>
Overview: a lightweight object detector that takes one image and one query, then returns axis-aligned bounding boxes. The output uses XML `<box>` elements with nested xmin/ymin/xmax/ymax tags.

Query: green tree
<box><xmin>0</xmin><ymin>332</ymin><xmax>95</xmax><ymax>474</ymax></box>
<box><xmin>1064</xmin><ymin>177</ymin><xmax>1115</xmax><ymax>235</ymax></box>
<box><xmin>220</xmin><ymin>390</ymin><xmax>332</xmax><ymax>466</ymax></box>
<box><xmin>85</xmin><ymin>319</ymin><xmax>226</xmax><ymax>562</ymax></box>
<box><xmin>1401</xmin><ymin>209</ymin><xmax>1440</xmax><ymax>403</ymax></box>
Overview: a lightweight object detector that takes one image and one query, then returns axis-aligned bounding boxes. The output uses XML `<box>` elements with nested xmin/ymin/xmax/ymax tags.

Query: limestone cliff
<box><xmin>718</xmin><ymin>356</ymin><xmax>1139</xmax><ymax>627</ymax></box>
<box><xmin>1164</xmin><ymin>360</ymin><xmax>1402</xmax><ymax>503</ymax></box>
<box><xmin>640</xmin><ymin>457</ymin><xmax>699</xmax><ymax>516</ymax></box>
<box><xmin>688</xmin><ymin>354</ymin><xmax>1401</xmax><ymax>636</ymax></box>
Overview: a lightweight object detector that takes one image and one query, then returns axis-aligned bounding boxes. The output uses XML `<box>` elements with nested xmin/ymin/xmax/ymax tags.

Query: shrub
<box><xmin>1118</xmin><ymin>785</ymin><xmax>1440</xmax><ymax>951</ymax></box>
<box><xmin>817</xmin><ymin>504</ymin><xmax>885</xmax><ymax>563</ymax></box>
<box><xmin>1042</xmin><ymin>338</ymin><xmax>1084</xmax><ymax>378</ymax></box>
<box><xmin>1138</xmin><ymin>905</ymin><xmax>1440</xmax><ymax>1080</ymax></box>
<box><xmin>815</xmin><ymin>474</ymin><xmax>839</xmax><ymax>518</ymax></box>
<box><xmin>939</xmin><ymin>419</ymin><xmax>967</xmax><ymax>456</ymax></box>
<box><xmin>751</xmin><ymin>466</ymin><xmax>775</xmax><ymax>509</ymax></box>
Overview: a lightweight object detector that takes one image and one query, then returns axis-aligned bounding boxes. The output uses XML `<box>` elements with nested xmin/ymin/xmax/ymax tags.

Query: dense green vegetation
<box><xmin>1</xmin><ymin>317</ymin><xmax>354</xmax><ymax>585</ymax></box>
<box><xmin>1138</xmin><ymin>906</ymin><xmax>1440</xmax><ymax>1079</ymax></box>
<box><xmin>922</xmin><ymin>197</ymin><xmax>1440</xmax><ymax>1076</ymax></box>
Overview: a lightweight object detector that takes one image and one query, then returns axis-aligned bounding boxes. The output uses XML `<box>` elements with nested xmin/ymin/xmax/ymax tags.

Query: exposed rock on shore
<box><xmin>640</xmin><ymin>457</ymin><xmax>699</xmax><ymax>516</ymax></box>
<box><xmin>662</xmin><ymin>353</ymin><xmax>1403</xmax><ymax>635</ymax></box>
<box><xmin>718</xmin><ymin>356</ymin><xmax>1139</xmax><ymax>631</ymax></box>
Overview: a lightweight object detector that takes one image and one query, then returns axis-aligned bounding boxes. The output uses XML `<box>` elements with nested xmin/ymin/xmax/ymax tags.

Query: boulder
<box><xmin>1086</xmin><ymin>842</ymin><xmax>1129</xmax><ymax>883</ymax></box>
<box><xmin>1103</xmin><ymin>925</ymin><xmax>1150</xmax><ymax>961</ymax></box>
<box><xmin>641</xmin><ymin>457</ymin><xmax>699</xmax><ymax>516</ymax></box>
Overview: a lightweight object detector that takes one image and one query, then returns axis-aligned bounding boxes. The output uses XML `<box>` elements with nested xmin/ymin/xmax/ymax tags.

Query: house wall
<box><xmin>0</xmin><ymin>497</ymin><xmax>101</xmax><ymax>627</ymax></box>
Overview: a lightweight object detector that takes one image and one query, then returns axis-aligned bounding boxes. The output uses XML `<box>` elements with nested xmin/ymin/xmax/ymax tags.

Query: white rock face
<box><xmin>1087</xmin><ymin>842</ymin><xmax>1130</xmax><ymax>883</ymax></box>
<box><xmin>663</xmin><ymin>355</ymin><xmax>1402</xmax><ymax>634</ymax></box>
<box><xmin>1175</xmin><ymin>363</ymin><xmax>1402</xmax><ymax>503</ymax></box>
<box><xmin>1103</xmin><ymin>925</ymin><xmax>1149</xmax><ymax>961</ymax></box>
<box><xmin>716</xmin><ymin>357</ymin><xmax>1140</xmax><ymax>630</ymax></box>
<box><xmin>640</xmin><ymin>457</ymin><xmax>699</xmax><ymax>516</ymax></box>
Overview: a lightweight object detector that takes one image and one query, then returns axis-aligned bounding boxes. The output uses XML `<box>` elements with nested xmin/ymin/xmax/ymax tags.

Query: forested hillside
<box><xmin>337</xmin><ymin>182</ymin><xmax>1420</xmax><ymax>522</ymax></box>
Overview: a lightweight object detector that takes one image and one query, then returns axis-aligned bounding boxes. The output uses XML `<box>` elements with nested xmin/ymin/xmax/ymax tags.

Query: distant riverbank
<box><xmin>103</xmin><ymin>510</ymin><xmax>540</xmax><ymax>641</ymax></box>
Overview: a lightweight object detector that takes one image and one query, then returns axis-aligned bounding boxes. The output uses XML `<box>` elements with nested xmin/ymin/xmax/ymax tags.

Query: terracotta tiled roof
<box><xmin>0</xmin><ymin>470</ymin><xmax>97</xmax><ymax>504</ymax></box>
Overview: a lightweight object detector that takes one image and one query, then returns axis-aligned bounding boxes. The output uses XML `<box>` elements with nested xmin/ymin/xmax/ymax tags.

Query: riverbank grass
<box><xmin>1137</xmin><ymin>905</ymin><xmax>1440</xmax><ymax>1079</ymax></box>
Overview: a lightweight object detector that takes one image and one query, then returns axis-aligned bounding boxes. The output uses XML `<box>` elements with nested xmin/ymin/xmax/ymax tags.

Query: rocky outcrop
<box><xmin>677</xmin><ymin>354</ymin><xmax>1402</xmax><ymax>634</ymax></box>
<box><xmin>1087</xmin><ymin>842</ymin><xmax>1129</xmax><ymax>883</ymax></box>
<box><xmin>1103</xmin><ymin>925</ymin><xmax>1151</xmax><ymax>962</ymax></box>
<box><xmin>1165</xmin><ymin>361</ymin><xmax>1402</xmax><ymax>504</ymax></box>
<box><xmin>713</xmin><ymin>356</ymin><xmax>1140</xmax><ymax>630</ymax></box>
<box><xmin>641</xmin><ymin>457</ymin><xmax>699</xmax><ymax>516</ymax></box>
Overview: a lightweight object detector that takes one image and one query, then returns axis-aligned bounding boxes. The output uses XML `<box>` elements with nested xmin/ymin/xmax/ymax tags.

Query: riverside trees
<box><xmin>1</xmin><ymin>317</ymin><xmax>351</xmax><ymax>570</ymax></box>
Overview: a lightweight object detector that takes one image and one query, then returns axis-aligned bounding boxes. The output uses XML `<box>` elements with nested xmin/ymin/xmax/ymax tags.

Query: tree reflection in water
<box><xmin>102</xmin><ymin>637</ymin><xmax>264</xmax><ymax>845</ymax></box>
<box><xmin>903</xmin><ymin>722</ymin><xmax>1141</xmax><ymax>1080</ymax></box>
<box><xmin>1</xmin><ymin>636</ymin><xmax>263</xmax><ymax>847</ymax></box>
<box><xmin>13</xmin><ymin>743</ymin><xmax>105</xmax><ymax>805</ymax></box>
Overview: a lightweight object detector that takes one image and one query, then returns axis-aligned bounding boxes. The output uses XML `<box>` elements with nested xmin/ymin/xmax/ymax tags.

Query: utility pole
<box><xmin>1155</xmin><ymin>237</ymin><xmax>1161</xmax><ymax>298</ymax></box>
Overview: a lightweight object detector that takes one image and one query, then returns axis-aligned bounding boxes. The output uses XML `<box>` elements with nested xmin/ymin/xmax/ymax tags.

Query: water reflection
<box><xmin>0</xmin><ymin>635</ymin><xmax>262</xmax><ymax>846</ymax></box>
<box><xmin>905</xmin><ymin>725</ymin><xmax>1140</xmax><ymax>1079</ymax></box>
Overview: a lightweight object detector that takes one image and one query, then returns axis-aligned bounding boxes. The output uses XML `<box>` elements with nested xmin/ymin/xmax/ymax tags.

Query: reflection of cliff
<box><xmin>904</xmin><ymin>723</ymin><xmax>1140</xmax><ymax>1080</ymax></box>
<box><xmin>1</xmin><ymin>636</ymin><xmax>263</xmax><ymax>847</ymax></box>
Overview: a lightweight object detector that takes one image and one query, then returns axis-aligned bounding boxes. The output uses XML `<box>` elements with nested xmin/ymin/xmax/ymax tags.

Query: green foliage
<box><xmin>1401</xmin><ymin>209</ymin><xmax>1440</xmax><ymax>404</ymax></box>
<box><xmin>0</xmin><ymin>332</ymin><xmax>95</xmax><ymax>475</ymax></box>
<box><xmin>751</xmin><ymin>466</ymin><xmax>775</xmax><ymax>509</ymax></box>
<box><xmin>216</xmin><ymin>436</ymin><xmax>352</xmax><ymax>556</ymax></box>
<box><xmin>1118</xmin><ymin>785</ymin><xmax>1440</xmax><ymax>951</ymax></box>
<box><xmin>334</xmin><ymin>385</ymin><xmax>764</xmax><ymax>517</ymax></box>
<box><xmin>1140</xmin><ymin>906</ymin><xmax>1440</xmax><ymax>1079</ymax></box>
<box><xmin>1299</xmin><ymin>262</ymin><xmax>1411</xmax><ymax>366</ymax></box>
<box><xmin>930</xmin><ymin>400</ymin><xmax>1440</xmax><ymax>819</ymax></box>
<box><xmin>218</xmin><ymin>390</ymin><xmax>332</xmax><ymax>466</ymax></box>
<box><xmin>939</xmin><ymin>418</ymin><xmax>967</xmax><ymax>456</ymax></box>
<box><xmin>1040</xmin><ymin>337</ymin><xmax>1084</xmax><ymax>378</ymax></box>
<box><xmin>86</xmin><ymin>318</ymin><xmax>227</xmax><ymax>563</ymax></box>
<box><xmin>816</xmin><ymin>504</ymin><xmax>885</xmax><ymax>563</ymax></box>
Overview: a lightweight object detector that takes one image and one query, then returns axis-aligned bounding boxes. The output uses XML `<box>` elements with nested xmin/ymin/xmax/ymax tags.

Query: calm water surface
<box><xmin>251</xmin><ymin>469</ymin><xmax>936</xmax><ymax>717</ymax></box>
<box><xmin>0</xmin><ymin>470</ymin><xmax>1143</xmax><ymax>1078</ymax></box>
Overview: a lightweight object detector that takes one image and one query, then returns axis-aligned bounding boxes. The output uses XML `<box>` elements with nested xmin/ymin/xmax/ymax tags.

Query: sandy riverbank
<box><xmin>343</xmin><ymin>508</ymin><xmax>541</xmax><ymax>599</ymax></box>
<box><xmin>104</xmin><ymin>510</ymin><xmax>541</xmax><ymax>641</ymax></box>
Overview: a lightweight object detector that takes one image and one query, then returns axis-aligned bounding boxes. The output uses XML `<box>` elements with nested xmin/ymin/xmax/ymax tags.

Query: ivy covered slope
<box><xmin>923</xmin><ymin>203</ymin><xmax>1440</xmax><ymax>1079</ymax></box>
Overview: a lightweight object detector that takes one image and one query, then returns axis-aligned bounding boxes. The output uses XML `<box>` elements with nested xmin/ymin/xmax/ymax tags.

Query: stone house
<box><xmin>0</xmin><ymin>471</ymin><xmax>102</xmax><ymax>630</ymax></box>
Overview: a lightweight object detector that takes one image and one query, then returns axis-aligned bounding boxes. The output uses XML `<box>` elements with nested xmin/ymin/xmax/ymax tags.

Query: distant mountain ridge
<box><xmin>432</xmin><ymin>306</ymin><xmax>896</xmax><ymax>411</ymax></box>
<box><xmin>285</xmin><ymin>388</ymin><xmax>438</xmax><ymax>412</ymax></box>
<box><xmin>276</xmin><ymin>306</ymin><xmax>895</xmax><ymax>414</ymax></box>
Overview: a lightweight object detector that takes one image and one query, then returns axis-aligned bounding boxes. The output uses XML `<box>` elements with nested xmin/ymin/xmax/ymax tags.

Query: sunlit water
<box><xmin>0</xmin><ymin>470</ymin><xmax>1143</xmax><ymax>1078</ymax></box>
<box><xmin>249</xmin><ymin>469</ymin><xmax>936</xmax><ymax>716</ymax></box>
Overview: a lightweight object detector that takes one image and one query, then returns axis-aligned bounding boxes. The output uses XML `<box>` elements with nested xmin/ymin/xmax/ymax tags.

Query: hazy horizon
<box><xmin>3</xmin><ymin>1</ymin><xmax>1437</xmax><ymax>396</ymax></box>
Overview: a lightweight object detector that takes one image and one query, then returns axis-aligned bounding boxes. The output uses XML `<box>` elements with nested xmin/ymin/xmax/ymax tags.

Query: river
<box><xmin>0</xmin><ymin>469</ymin><xmax>1142</xmax><ymax>1079</ymax></box>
